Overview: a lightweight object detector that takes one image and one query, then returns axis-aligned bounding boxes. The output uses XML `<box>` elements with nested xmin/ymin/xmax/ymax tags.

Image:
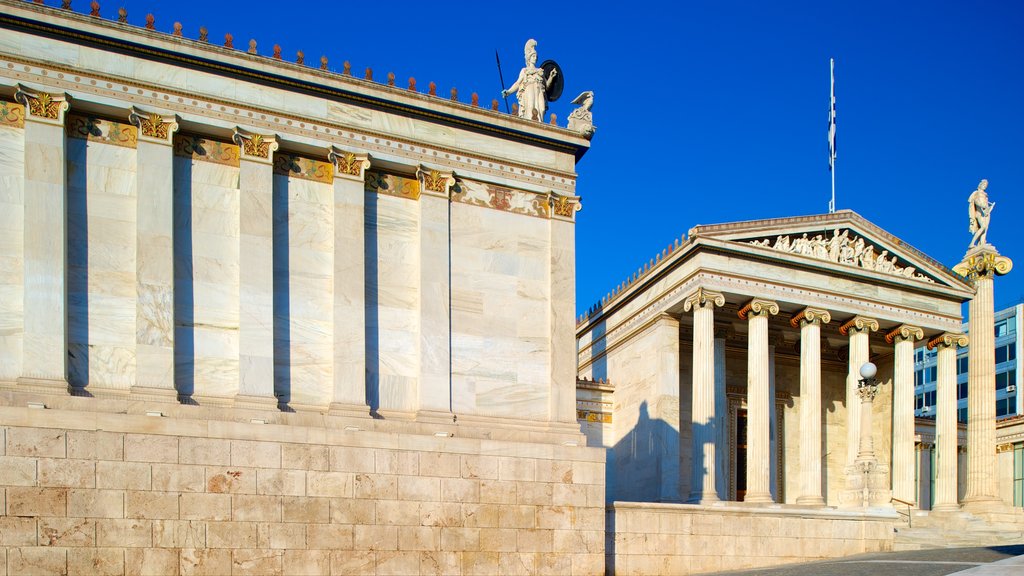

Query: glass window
<box><xmin>997</xmin><ymin>372</ymin><xmax>1008</xmax><ymax>390</ymax></box>
<box><xmin>996</xmin><ymin>345</ymin><xmax>1008</xmax><ymax>364</ymax></box>
<box><xmin>958</xmin><ymin>357</ymin><xmax>969</xmax><ymax>375</ymax></box>
<box><xmin>915</xmin><ymin>371</ymin><xmax>923</xmax><ymax>387</ymax></box>
<box><xmin>996</xmin><ymin>321</ymin><xmax>1007</xmax><ymax>338</ymax></box>
<box><xmin>958</xmin><ymin>382</ymin><xmax>968</xmax><ymax>400</ymax></box>
<box><xmin>997</xmin><ymin>395</ymin><xmax>1016</xmax><ymax>417</ymax></box>
<box><xmin>926</xmin><ymin>390</ymin><xmax>936</xmax><ymax>406</ymax></box>
<box><xmin>927</xmin><ymin>366</ymin><xmax>937</xmax><ymax>383</ymax></box>
<box><xmin>958</xmin><ymin>407</ymin><xmax>968</xmax><ymax>423</ymax></box>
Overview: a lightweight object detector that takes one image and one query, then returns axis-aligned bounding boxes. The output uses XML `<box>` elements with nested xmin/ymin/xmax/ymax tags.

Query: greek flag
<box><xmin>828</xmin><ymin>58</ymin><xmax>837</xmax><ymax>171</ymax></box>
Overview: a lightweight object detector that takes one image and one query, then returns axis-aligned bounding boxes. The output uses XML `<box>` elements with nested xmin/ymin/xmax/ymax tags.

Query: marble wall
<box><xmin>0</xmin><ymin>104</ymin><xmax>24</xmax><ymax>382</ymax></box>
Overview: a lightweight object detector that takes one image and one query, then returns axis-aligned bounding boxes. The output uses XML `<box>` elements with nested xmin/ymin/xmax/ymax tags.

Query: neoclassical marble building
<box><xmin>0</xmin><ymin>3</ymin><xmax>605</xmax><ymax>575</ymax></box>
<box><xmin>577</xmin><ymin>210</ymin><xmax>1017</xmax><ymax>572</ymax></box>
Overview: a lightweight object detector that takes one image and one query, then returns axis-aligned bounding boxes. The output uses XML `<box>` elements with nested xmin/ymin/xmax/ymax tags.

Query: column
<box><xmin>128</xmin><ymin>108</ymin><xmax>179</xmax><ymax>401</ymax></box>
<box><xmin>954</xmin><ymin>250</ymin><xmax>1013</xmax><ymax>507</ymax></box>
<box><xmin>713</xmin><ymin>332</ymin><xmax>727</xmax><ymax>499</ymax></box>
<box><xmin>14</xmin><ymin>85</ymin><xmax>70</xmax><ymax>389</ymax></box>
<box><xmin>685</xmin><ymin>287</ymin><xmax>725</xmax><ymax>503</ymax></box>
<box><xmin>929</xmin><ymin>332</ymin><xmax>968</xmax><ymax>511</ymax></box>
<box><xmin>326</xmin><ymin>147</ymin><xmax>371</xmax><ymax>416</ymax></box>
<box><xmin>793</xmin><ymin>306</ymin><xmax>831</xmax><ymax>505</ymax></box>
<box><xmin>840</xmin><ymin>316</ymin><xmax>879</xmax><ymax>466</ymax></box>
<box><xmin>232</xmin><ymin>128</ymin><xmax>279</xmax><ymax>407</ymax></box>
<box><xmin>739</xmin><ymin>298</ymin><xmax>779</xmax><ymax>503</ymax></box>
<box><xmin>887</xmin><ymin>324</ymin><xmax>924</xmax><ymax>504</ymax></box>
<box><xmin>652</xmin><ymin>313</ymin><xmax>682</xmax><ymax>501</ymax></box>
<box><xmin>416</xmin><ymin>167</ymin><xmax>455</xmax><ymax>417</ymax></box>
<box><xmin>549</xmin><ymin>193</ymin><xmax>582</xmax><ymax>425</ymax></box>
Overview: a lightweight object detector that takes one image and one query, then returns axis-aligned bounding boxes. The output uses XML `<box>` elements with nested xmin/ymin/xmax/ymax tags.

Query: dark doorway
<box><xmin>736</xmin><ymin>408</ymin><xmax>748</xmax><ymax>501</ymax></box>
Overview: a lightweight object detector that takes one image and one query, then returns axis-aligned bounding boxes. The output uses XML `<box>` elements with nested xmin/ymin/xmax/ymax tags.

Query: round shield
<box><xmin>540</xmin><ymin>60</ymin><xmax>564</xmax><ymax>102</ymax></box>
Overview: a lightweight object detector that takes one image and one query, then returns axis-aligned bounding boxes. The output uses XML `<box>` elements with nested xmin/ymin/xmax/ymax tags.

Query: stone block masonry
<box><xmin>0</xmin><ymin>409</ymin><xmax>605</xmax><ymax>576</ymax></box>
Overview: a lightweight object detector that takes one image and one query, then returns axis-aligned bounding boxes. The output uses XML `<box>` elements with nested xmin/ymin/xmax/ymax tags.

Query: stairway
<box><xmin>892</xmin><ymin>509</ymin><xmax>1024</xmax><ymax>550</ymax></box>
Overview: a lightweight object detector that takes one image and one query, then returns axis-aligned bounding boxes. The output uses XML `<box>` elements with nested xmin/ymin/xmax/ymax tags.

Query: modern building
<box><xmin>913</xmin><ymin>303</ymin><xmax>1022</xmax><ymax>422</ymax></box>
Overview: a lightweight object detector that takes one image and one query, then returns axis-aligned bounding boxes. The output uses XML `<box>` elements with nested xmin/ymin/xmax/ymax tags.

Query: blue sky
<box><xmin>102</xmin><ymin>0</ymin><xmax>1023</xmax><ymax>314</ymax></box>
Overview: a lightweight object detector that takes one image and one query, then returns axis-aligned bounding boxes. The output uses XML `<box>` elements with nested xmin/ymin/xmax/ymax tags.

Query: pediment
<box><xmin>688</xmin><ymin>210</ymin><xmax>972</xmax><ymax>292</ymax></box>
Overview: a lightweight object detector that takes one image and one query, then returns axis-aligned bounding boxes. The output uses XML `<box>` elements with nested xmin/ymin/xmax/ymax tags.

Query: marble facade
<box><xmin>0</xmin><ymin>2</ymin><xmax>601</xmax><ymax>574</ymax></box>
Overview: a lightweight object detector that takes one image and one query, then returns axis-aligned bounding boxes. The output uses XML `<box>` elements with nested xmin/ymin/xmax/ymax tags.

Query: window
<box><xmin>958</xmin><ymin>406</ymin><xmax>968</xmax><ymax>423</ymax></box>
<box><xmin>997</xmin><ymin>395</ymin><xmax>1016</xmax><ymax>418</ymax></box>
<box><xmin>927</xmin><ymin>366</ymin><xmax>937</xmax><ymax>383</ymax></box>
<box><xmin>996</xmin><ymin>345</ymin><xmax>1014</xmax><ymax>364</ymax></box>
<box><xmin>997</xmin><ymin>372</ymin><xmax>1009</xmax><ymax>390</ymax></box>
<box><xmin>915</xmin><ymin>349</ymin><xmax>924</xmax><ymax>364</ymax></box>
<box><xmin>996</xmin><ymin>321</ymin><xmax>1007</xmax><ymax>338</ymax></box>
<box><xmin>926</xmin><ymin>390</ymin><xmax>936</xmax><ymax>407</ymax></box>
<box><xmin>1014</xmin><ymin>444</ymin><xmax>1023</xmax><ymax>507</ymax></box>
<box><xmin>915</xmin><ymin>371</ymin><xmax>924</xmax><ymax>387</ymax></box>
<box><xmin>915</xmin><ymin>394</ymin><xmax>924</xmax><ymax>410</ymax></box>
<box><xmin>958</xmin><ymin>382</ymin><xmax>968</xmax><ymax>400</ymax></box>
<box><xmin>957</xmin><ymin>357</ymin><xmax>968</xmax><ymax>375</ymax></box>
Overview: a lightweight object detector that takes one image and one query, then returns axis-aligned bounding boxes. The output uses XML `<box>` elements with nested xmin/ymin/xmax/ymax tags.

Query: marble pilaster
<box><xmin>550</xmin><ymin>193</ymin><xmax>582</xmax><ymax>425</ymax></box>
<box><xmin>792</xmin><ymin>307</ymin><xmax>831</xmax><ymax>506</ymax></box>
<box><xmin>128</xmin><ymin>108</ymin><xmax>179</xmax><ymax>401</ymax></box>
<box><xmin>840</xmin><ymin>316</ymin><xmax>879</xmax><ymax>466</ymax></box>
<box><xmin>416</xmin><ymin>167</ymin><xmax>455</xmax><ymax>417</ymax></box>
<box><xmin>929</xmin><ymin>332</ymin><xmax>968</xmax><ymax>511</ymax></box>
<box><xmin>685</xmin><ymin>287</ymin><xmax>725</xmax><ymax>503</ymax></box>
<box><xmin>887</xmin><ymin>324</ymin><xmax>924</xmax><ymax>504</ymax></box>
<box><xmin>14</xmin><ymin>85</ymin><xmax>70</xmax><ymax>389</ymax></box>
<box><xmin>739</xmin><ymin>298</ymin><xmax>779</xmax><ymax>503</ymax></box>
<box><xmin>232</xmin><ymin>128</ymin><xmax>279</xmax><ymax>407</ymax></box>
<box><xmin>327</xmin><ymin>148</ymin><xmax>371</xmax><ymax>416</ymax></box>
<box><xmin>954</xmin><ymin>248</ymin><xmax>1013</xmax><ymax>508</ymax></box>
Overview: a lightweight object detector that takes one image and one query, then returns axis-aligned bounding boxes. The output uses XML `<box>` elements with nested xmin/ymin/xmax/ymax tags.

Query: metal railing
<box><xmin>891</xmin><ymin>497</ymin><xmax>915</xmax><ymax>528</ymax></box>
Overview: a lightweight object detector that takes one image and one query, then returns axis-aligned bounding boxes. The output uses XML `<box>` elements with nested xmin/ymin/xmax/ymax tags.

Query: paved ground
<box><xmin>712</xmin><ymin>545</ymin><xmax>1024</xmax><ymax>576</ymax></box>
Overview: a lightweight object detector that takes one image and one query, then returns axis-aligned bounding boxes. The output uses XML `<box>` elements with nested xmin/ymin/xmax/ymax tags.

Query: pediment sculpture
<box><xmin>746</xmin><ymin>229</ymin><xmax>934</xmax><ymax>283</ymax></box>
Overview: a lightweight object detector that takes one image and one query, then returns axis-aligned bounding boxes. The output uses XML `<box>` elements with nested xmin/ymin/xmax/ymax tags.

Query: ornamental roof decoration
<box><xmin>744</xmin><ymin>229</ymin><xmax>935</xmax><ymax>284</ymax></box>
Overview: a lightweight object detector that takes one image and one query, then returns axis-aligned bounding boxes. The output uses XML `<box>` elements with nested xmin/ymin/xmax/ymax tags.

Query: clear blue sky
<box><xmin>102</xmin><ymin>0</ymin><xmax>1024</xmax><ymax>314</ymax></box>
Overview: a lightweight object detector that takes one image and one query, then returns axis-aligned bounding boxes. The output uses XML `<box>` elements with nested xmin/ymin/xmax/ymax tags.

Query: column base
<box><xmin>743</xmin><ymin>492</ymin><xmax>774</xmax><ymax>504</ymax></box>
<box><xmin>931</xmin><ymin>503</ymin><xmax>961</xmax><ymax>512</ymax></box>
<box><xmin>687</xmin><ymin>493</ymin><xmax>721</xmax><ymax>505</ymax></box>
<box><xmin>16</xmin><ymin>376</ymin><xmax>70</xmax><ymax>393</ymax></box>
<box><xmin>328</xmin><ymin>402</ymin><xmax>372</xmax><ymax>419</ymax></box>
<box><xmin>960</xmin><ymin>497</ymin><xmax>1005</xmax><ymax>513</ymax></box>
<box><xmin>839</xmin><ymin>462</ymin><xmax>892</xmax><ymax>508</ymax></box>
<box><xmin>129</xmin><ymin>385</ymin><xmax>180</xmax><ymax>403</ymax></box>
<box><xmin>795</xmin><ymin>495</ymin><xmax>826</xmax><ymax>506</ymax></box>
<box><xmin>234</xmin><ymin>394</ymin><xmax>281</xmax><ymax>411</ymax></box>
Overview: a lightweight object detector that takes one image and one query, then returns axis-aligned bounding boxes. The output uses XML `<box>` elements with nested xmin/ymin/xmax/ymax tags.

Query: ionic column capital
<box><xmin>232</xmin><ymin>127</ymin><xmax>278</xmax><ymax>163</ymax></box>
<box><xmin>790</xmin><ymin>307</ymin><xmax>830</xmax><ymax>328</ymax></box>
<box><xmin>838</xmin><ymin>316</ymin><xmax>879</xmax><ymax>336</ymax></box>
<box><xmin>128</xmin><ymin>107</ymin><xmax>179</xmax><ymax>144</ymax></box>
<box><xmin>927</xmin><ymin>332</ymin><xmax>968</xmax><ymax>351</ymax></box>
<box><xmin>327</xmin><ymin>146</ymin><xmax>371</xmax><ymax>181</ymax></box>
<box><xmin>953</xmin><ymin>250</ymin><xmax>1013</xmax><ymax>281</ymax></box>
<box><xmin>886</xmin><ymin>324</ymin><xmax>924</xmax><ymax>345</ymax></box>
<box><xmin>737</xmin><ymin>298</ymin><xmax>778</xmax><ymax>320</ymax></box>
<box><xmin>14</xmin><ymin>84</ymin><xmax>69</xmax><ymax>125</ymax></box>
<box><xmin>416</xmin><ymin>165</ymin><xmax>456</xmax><ymax>198</ymax></box>
<box><xmin>683</xmin><ymin>287</ymin><xmax>725</xmax><ymax>312</ymax></box>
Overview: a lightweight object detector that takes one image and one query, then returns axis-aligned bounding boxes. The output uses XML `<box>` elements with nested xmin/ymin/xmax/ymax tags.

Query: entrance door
<box><xmin>736</xmin><ymin>408</ymin><xmax>747</xmax><ymax>501</ymax></box>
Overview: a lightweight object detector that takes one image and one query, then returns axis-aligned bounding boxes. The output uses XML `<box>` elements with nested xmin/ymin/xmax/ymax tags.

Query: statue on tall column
<box><xmin>968</xmin><ymin>179</ymin><xmax>995</xmax><ymax>249</ymax></box>
<box><xmin>502</xmin><ymin>39</ymin><xmax>559</xmax><ymax>122</ymax></box>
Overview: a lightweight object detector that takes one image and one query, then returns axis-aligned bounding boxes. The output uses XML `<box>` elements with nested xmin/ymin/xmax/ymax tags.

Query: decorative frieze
<box><xmin>452</xmin><ymin>178</ymin><xmax>550</xmax><ymax>218</ymax></box>
<box><xmin>365</xmin><ymin>171</ymin><xmax>420</xmax><ymax>201</ymax></box>
<box><xmin>65</xmin><ymin>114</ymin><xmax>138</xmax><ymax>148</ymax></box>
<box><xmin>172</xmin><ymin>134</ymin><xmax>240</xmax><ymax>166</ymax></box>
<box><xmin>14</xmin><ymin>84</ymin><xmax>69</xmax><ymax>123</ymax></box>
<box><xmin>0</xmin><ymin>100</ymin><xmax>25</xmax><ymax>128</ymax></box>
<box><xmin>577</xmin><ymin>409</ymin><xmax>612</xmax><ymax>423</ymax></box>
<box><xmin>746</xmin><ymin>229</ymin><xmax>935</xmax><ymax>283</ymax></box>
<box><xmin>274</xmin><ymin>154</ymin><xmax>333</xmax><ymax>184</ymax></box>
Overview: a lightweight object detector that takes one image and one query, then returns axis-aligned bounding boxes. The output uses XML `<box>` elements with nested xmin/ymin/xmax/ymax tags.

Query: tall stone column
<box><xmin>326</xmin><ymin>147</ymin><xmax>370</xmax><ymax>416</ymax></box>
<box><xmin>792</xmin><ymin>307</ymin><xmax>831</xmax><ymax>506</ymax></box>
<box><xmin>739</xmin><ymin>298</ymin><xmax>779</xmax><ymax>503</ymax></box>
<box><xmin>416</xmin><ymin>167</ymin><xmax>455</xmax><ymax>417</ymax></box>
<box><xmin>887</xmin><ymin>324</ymin><xmax>924</xmax><ymax>504</ymax></box>
<box><xmin>128</xmin><ymin>108</ymin><xmax>179</xmax><ymax>401</ymax></box>
<box><xmin>232</xmin><ymin>128</ymin><xmax>279</xmax><ymax>408</ymax></box>
<box><xmin>685</xmin><ymin>287</ymin><xmax>725</xmax><ymax>503</ymax></box>
<box><xmin>549</xmin><ymin>193</ymin><xmax>582</xmax><ymax>426</ymax></box>
<box><xmin>840</xmin><ymin>317</ymin><xmax>879</xmax><ymax>466</ymax></box>
<box><xmin>954</xmin><ymin>249</ymin><xmax>1013</xmax><ymax>508</ymax></box>
<box><xmin>14</xmin><ymin>85</ymin><xmax>70</xmax><ymax>389</ymax></box>
<box><xmin>929</xmin><ymin>332</ymin><xmax>968</xmax><ymax>511</ymax></box>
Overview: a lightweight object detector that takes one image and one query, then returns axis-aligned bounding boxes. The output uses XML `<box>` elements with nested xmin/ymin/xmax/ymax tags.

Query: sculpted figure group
<box><xmin>748</xmin><ymin>229</ymin><xmax>934</xmax><ymax>283</ymax></box>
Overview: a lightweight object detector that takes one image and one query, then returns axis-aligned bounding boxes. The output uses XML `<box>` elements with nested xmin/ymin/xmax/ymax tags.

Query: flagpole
<box><xmin>829</xmin><ymin>58</ymin><xmax>836</xmax><ymax>214</ymax></box>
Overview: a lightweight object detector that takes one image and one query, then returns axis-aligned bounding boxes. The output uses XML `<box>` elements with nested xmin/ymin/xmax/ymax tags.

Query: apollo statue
<box><xmin>968</xmin><ymin>179</ymin><xmax>995</xmax><ymax>249</ymax></box>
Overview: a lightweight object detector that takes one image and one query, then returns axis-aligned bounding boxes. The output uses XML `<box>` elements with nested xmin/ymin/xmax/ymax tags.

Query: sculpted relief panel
<box><xmin>746</xmin><ymin>229</ymin><xmax>935</xmax><ymax>283</ymax></box>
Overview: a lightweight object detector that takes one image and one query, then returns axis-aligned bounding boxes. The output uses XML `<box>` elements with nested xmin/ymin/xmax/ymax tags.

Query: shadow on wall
<box><xmin>364</xmin><ymin>185</ymin><xmax>380</xmax><ymax>414</ymax></box>
<box><xmin>173</xmin><ymin>157</ymin><xmax>195</xmax><ymax>403</ymax></box>
<box><xmin>66</xmin><ymin>137</ymin><xmax>91</xmax><ymax>396</ymax></box>
<box><xmin>272</xmin><ymin>172</ymin><xmax>292</xmax><ymax>411</ymax></box>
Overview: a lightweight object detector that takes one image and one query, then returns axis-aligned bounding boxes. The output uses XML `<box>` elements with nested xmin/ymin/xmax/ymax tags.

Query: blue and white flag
<box><xmin>828</xmin><ymin>58</ymin><xmax>837</xmax><ymax>171</ymax></box>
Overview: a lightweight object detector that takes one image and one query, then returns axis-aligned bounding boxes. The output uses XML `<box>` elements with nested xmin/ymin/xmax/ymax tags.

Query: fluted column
<box><xmin>14</xmin><ymin>85</ymin><xmax>70</xmax><ymax>389</ymax></box>
<box><xmin>232</xmin><ymin>128</ymin><xmax>279</xmax><ymax>407</ymax></box>
<box><xmin>887</xmin><ymin>324</ymin><xmax>924</xmax><ymax>504</ymax></box>
<box><xmin>739</xmin><ymin>298</ymin><xmax>779</xmax><ymax>503</ymax></box>
<box><xmin>930</xmin><ymin>332</ymin><xmax>968</xmax><ymax>511</ymax></box>
<box><xmin>327</xmin><ymin>148</ymin><xmax>371</xmax><ymax>416</ymax></box>
<box><xmin>954</xmin><ymin>250</ymin><xmax>1013</xmax><ymax>507</ymax></box>
<box><xmin>840</xmin><ymin>317</ymin><xmax>879</xmax><ymax>466</ymax></box>
<box><xmin>793</xmin><ymin>307</ymin><xmax>831</xmax><ymax>505</ymax></box>
<box><xmin>416</xmin><ymin>167</ymin><xmax>455</xmax><ymax>416</ymax></box>
<box><xmin>685</xmin><ymin>287</ymin><xmax>725</xmax><ymax>503</ymax></box>
<box><xmin>128</xmin><ymin>108</ymin><xmax>179</xmax><ymax>401</ymax></box>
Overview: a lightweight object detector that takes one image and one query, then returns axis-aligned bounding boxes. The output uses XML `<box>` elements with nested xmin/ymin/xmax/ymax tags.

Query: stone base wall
<box><xmin>607</xmin><ymin>502</ymin><xmax>895</xmax><ymax>575</ymax></box>
<box><xmin>0</xmin><ymin>407</ymin><xmax>605</xmax><ymax>575</ymax></box>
